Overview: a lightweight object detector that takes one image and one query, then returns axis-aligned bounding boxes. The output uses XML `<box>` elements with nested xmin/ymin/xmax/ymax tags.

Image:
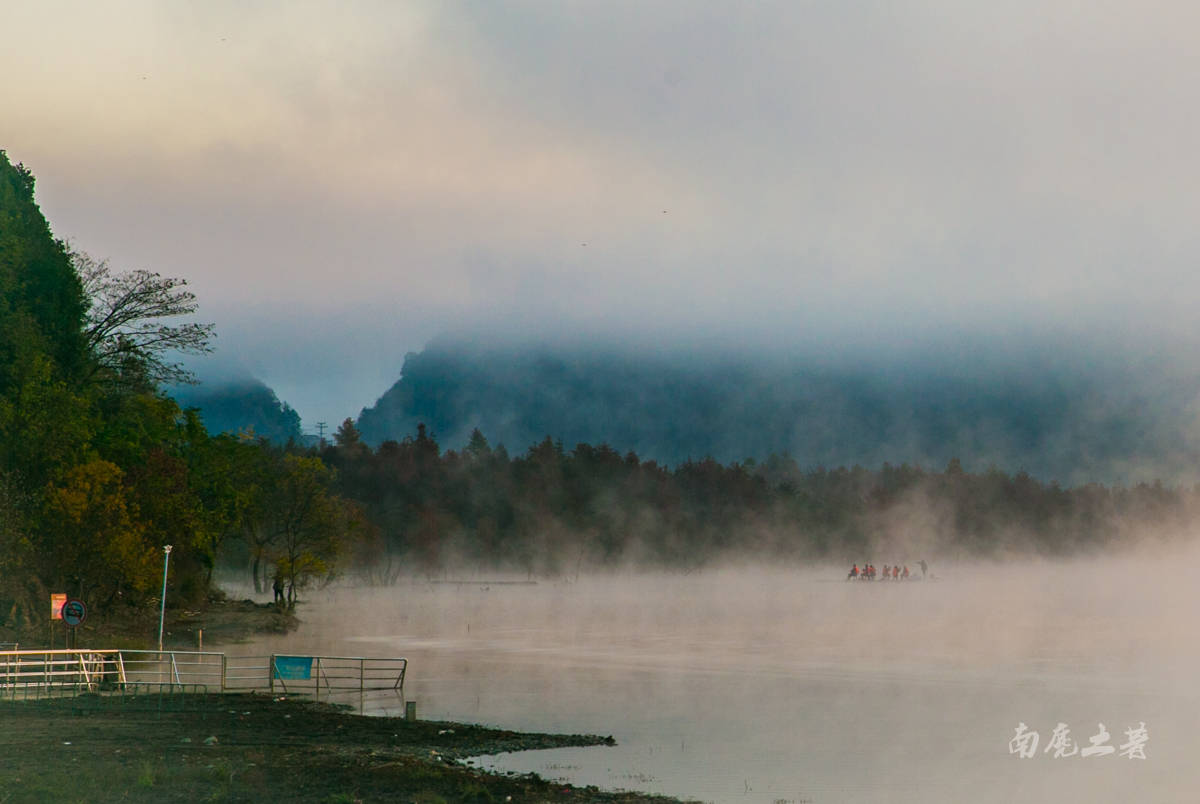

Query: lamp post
<box><xmin>158</xmin><ymin>545</ymin><xmax>173</xmax><ymax>653</ymax></box>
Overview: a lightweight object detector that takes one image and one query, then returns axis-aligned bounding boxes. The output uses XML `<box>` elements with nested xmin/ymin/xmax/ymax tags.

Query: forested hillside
<box><xmin>0</xmin><ymin>153</ymin><xmax>360</xmax><ymax>631</ymax></box>
<box><xmin>172</xmin><ymin>378</ymin><xmax>303</xmax><ymax>444</ymax></box>
<box><xmin>356</xmin><ymin>337</ymin><xmax>1199</xmax><ymax>486</ymax></box>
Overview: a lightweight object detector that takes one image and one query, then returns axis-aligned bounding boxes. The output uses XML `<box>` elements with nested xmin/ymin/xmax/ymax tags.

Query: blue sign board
<box><xmin>273</xmin><ymin>656</ymin><xmax>313</xmax><ymax>680</ymax></box>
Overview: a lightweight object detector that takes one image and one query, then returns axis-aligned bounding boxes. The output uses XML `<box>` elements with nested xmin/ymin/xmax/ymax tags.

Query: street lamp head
<box><xmin>164</xmin><ymin>545</ymin><xmax>173</xmax><ymax>553</ymax></box>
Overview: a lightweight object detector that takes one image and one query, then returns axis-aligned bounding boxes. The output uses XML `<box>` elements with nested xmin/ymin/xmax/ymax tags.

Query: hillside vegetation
<box><xmin>356</xmin><ymin>336</ymin><xmax>1200</xmax><ymax>486</ymax></box>
<box><xmin>0</xmin><ymin>153</ymin><xmax>359</xmax><ymax>633</ymax></box>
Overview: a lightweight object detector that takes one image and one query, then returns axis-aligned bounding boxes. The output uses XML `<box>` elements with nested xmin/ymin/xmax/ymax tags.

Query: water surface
<box><xmin>236</xmin><ymin>561</ymin><xmax>1195</xmax><ymax>803</ymax></box>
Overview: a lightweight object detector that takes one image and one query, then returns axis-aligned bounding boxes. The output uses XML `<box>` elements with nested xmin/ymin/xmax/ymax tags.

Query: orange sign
<box><xmin>50</xmin><ymin>593</ymin><xmax>67</xmax><ymax>620</ymax></box>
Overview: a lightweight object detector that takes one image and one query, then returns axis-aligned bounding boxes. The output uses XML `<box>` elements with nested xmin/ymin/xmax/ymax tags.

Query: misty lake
<box><xmin>236</xmin><ymin>560</ymin><xmax>1196</xmax><ymax>803</ymax></box>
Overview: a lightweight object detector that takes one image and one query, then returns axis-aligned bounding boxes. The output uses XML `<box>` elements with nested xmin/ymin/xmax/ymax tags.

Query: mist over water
<box><xmin>234</xmin><ymin>553</ymin><xmax>1198</xmax><ymax>803</ymax></box>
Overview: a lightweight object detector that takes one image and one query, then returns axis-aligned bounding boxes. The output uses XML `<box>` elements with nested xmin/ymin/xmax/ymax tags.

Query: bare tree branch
<box><xmin>72</xmin><ymin>249</ymin><xmax>215</xmax><ymax>387</ymax></box>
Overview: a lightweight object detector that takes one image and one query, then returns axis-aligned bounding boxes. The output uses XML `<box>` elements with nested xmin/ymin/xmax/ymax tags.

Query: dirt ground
<box><xmin>0</xmin><ymin>692</ymin><xmax>689</xmax><ymax>803</ymax></box>
<box><xmin>161</xmin><ymin>597</ymin><xmax>298</xmax><ymax>648</ymax></box>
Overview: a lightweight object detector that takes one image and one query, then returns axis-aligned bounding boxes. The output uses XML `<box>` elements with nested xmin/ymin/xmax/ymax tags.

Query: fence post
<box><xmin>269</xmin><ymin>655</ymin><xmax>275</xmax><ymax>696</ymax></box>
<box><xmin>314</xmin><ymin>657</ymin><xmax>320</xmax><ymax>702</ymax></box>
<box><xmin>220</xmin><ymin>654</ymin><xmax>227</xmax><ymax>692</ymax></box>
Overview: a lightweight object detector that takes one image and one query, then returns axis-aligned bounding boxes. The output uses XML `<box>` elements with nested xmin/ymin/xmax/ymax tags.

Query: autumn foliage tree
<box><xmin>39</xmin><ymin>460</ymin><xmax>159</xmax><ymax>605</ymax></box>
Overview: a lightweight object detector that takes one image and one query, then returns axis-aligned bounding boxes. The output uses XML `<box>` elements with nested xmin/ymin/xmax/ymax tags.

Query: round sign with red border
<box><xmin>61</xmin><ymin>598</ymin><xmax>86</xmax><ymax>626</ymax></box>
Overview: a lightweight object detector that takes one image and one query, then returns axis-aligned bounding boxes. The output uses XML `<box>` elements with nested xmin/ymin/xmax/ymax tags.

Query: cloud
<box><xmin>6</xmin><ymin>1</ymin><xmax>1200</xmax><ymax>429</ymax></box>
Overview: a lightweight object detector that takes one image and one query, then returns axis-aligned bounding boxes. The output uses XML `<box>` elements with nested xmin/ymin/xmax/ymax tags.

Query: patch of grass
<box><xmin>456</xmin><ymin>782</ymin><xmax>495</xmax><ymax>803</ymax></box>
<box><xmin>136</xmin><ymin>761</ymin><xmax>156</xmax><ymax>788</ymax></box>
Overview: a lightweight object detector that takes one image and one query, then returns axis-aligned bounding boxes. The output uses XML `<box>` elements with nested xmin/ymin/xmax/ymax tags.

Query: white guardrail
<box><xmin>0</xmin><ymin>649</ymin><xmax>406</xmax><ymax>708</ymax></box>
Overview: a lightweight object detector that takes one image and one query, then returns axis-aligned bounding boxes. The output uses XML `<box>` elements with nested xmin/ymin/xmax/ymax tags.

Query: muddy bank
<box><xmin>163</xmin><ymin>596</ymin><xmax>298</xmax><ymax>648</ymax></box>
<box><xmin>0</xmin><ymin>692</ymin><xmax>689</xmax><ymax>803</ymax></box>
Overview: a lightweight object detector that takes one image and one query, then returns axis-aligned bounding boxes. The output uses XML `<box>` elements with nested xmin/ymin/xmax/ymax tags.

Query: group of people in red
<box><xmin>847</xmin><ymin>559</ymin><xmax>927</xmax><ymax>581</ymax></box>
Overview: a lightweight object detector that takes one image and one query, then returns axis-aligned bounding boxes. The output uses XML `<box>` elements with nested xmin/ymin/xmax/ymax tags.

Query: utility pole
<box><xmin>316</xmin><ymin>421</ymin><xmax>328</xmax><ymax>447</ymax></box>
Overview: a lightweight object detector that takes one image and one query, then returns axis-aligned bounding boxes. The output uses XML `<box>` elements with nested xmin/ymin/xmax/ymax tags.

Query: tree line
<box><xmin>321</xmin><ymin>421</ymin><xmax>1198</xmax><ymax>579</ymax></box>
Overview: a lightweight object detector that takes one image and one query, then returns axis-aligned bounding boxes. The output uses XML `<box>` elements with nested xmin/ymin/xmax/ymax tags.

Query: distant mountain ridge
<box><xmin>356</xmin><ymin>337</ymin><xmax>1200</xmax><ymax>485</ymax></box>
<box><xmin>173</xmin><ymin>378</ymin><xmax>303</xmax><ymax>443</ymax></box>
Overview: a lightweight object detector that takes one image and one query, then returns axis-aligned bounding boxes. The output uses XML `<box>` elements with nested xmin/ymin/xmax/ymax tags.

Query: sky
<box><xmin>5</xmin><ymin>1</ymin><xmax>1200</xmax><ymax>432</ymax></box>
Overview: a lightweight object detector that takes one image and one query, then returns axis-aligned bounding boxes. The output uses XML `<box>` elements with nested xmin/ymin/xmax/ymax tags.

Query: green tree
<box><xmin>264</xmin><ymin>455</ymin><xmax>357</xmax><ymax>606</ymax></box>
<box><xmin>189</xmin><ymin>431</ymin><xmax>269</xmax><ymax>587</ymax></box>
<box><xmin>465</xmin><ymin>428</ymin><xmax>492</xmax><ymax>460</ymax></box>
<box><xmin>0</xmin><ymin>152</ymin><xmax>87</xmax><ymax>384</ymax></box>
<box><xmin>0</xmin><ymin>352</ymin><xmax>94</xmax><ymax>489</ymax></box>
<box><xmin>333</xmin><ymin>418</ymin><xmax>362</xmax><ymax>449</ymax></box>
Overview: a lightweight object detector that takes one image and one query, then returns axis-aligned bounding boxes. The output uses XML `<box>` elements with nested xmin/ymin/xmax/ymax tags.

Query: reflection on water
<box><xmin>235</xmin><ymin>561</ymin><xmax>1198</xmax><ymax>803</ymax></box>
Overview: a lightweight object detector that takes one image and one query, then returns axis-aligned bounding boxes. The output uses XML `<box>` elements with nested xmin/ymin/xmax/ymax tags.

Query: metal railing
<box><xmin>0</xmin><ymin>650</ymin><xmax>124</xmax><ymax>699</ymax></box>
<box><xmin>224</xmin><ymin>654</ymin><xmax>271</xmax><ymax>691</ymax></box>
<box><xmin>0</xmin><ymin>649</ymin><xmax>406</xmax><ymax>709</ymax></box>
<box><xmin>268</xmin><ymin>654</ymin><xmax>407</xmax><ymax>703</ymax></box>
<box><xmin>119</xmin><ymin>649</ymin><xmax>226</xmax><ymax>688</ymax></box>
